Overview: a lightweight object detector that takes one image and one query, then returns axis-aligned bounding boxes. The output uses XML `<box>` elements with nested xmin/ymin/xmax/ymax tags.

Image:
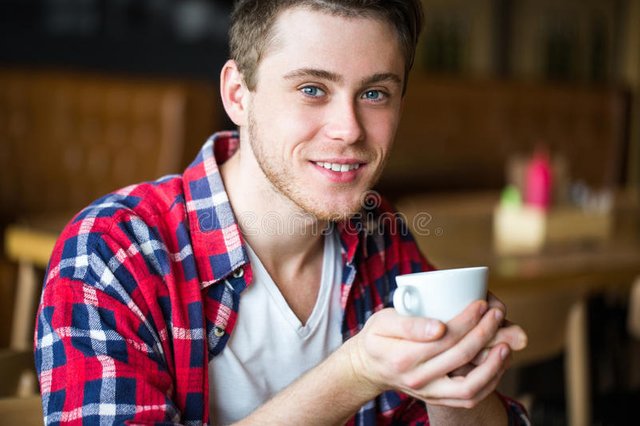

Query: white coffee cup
<box><xmin>393</xmin><ymin>266</ymin><xmax>488</xmax><ymax>322</ymax></box>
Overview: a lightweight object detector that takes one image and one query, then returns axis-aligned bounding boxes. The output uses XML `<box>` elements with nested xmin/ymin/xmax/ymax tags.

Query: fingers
<box><xmin>380</xmin><ymin>298</ymin><xmax>490</xmax><ymax>343</ymax></box>
<box><xmin>377</xmin><ymin>299</ymin><xmax>489</xmax><ymax>343</ymax></box>
<box><xmin>418</xmin><ymin>344</ymin><xmax>511</xmax><ymax>408</ymax></box>
<box><xmin>446</xmin><ymin>299</ymin><xmax>489</xmax><ymax>332</ymax></box>
<box><xmin>469</xmin><ymin>324</ymin><xmax>527</xmax><ymax>366</ymax></box>
<box><xmin>401</xmin><ymin>300</ymin><xmax>491</xmax><ymax>365</ymax></box>
<box><xmin>424</xmin><ymin>371</ymin><xmax>504</xmax><ymax>408</ymax></box>
<box><xmin>405</xmin><ymin>306</ymin><xmax>505</xmax><ymax>389</ymax></box>
<box><xmin>353</xmin><ymin>302</ymin><xmax>492</xmax><ymax>392</ymax></box>
<box><xmin>471</xmin><ymin>348</ymin><xmax>491</xmax><ymax>366</ymax></box>
<box><xmin>366</xmin><ymin>291</ymin><xmax>523</xmax><ymax>410</ymax></box>
<box><xmin>486</xmin><ymin>323</ymin><xmax>528</xmax><ymax>351</ymax></box>
<box><xmin>487</xmin><ymin>292</ymin><xmax>506</xmax><ymax>316</ymax></box>
<box><xmin>349</xmin><ymin>309</ymin><xmax>447</xmax><ymax>391</ymax></box>
<box><xmin>485</xmin><ymin>293</ymin><xmax>529</xmax><ymax>352</ymax></box>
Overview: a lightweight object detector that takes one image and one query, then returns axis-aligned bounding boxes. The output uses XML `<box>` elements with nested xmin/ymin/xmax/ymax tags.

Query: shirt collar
<box><xmin>337</xmin><ymin>221</ymin><xmax>361</xmax><ymax>265</ymax></box>
<box><xmin>183</xmin><ymin>131</ymin><xmax>251</xmax><ymax>289</ymax></box>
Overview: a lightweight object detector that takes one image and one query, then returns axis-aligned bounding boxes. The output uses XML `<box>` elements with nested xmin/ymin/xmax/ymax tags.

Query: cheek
<box><xmin>272</xmin><ymin>108</ymin><xmax>325</xmax><ymax>162</ymax></box>
<box><xmin>363</xmin><ymin>110</ymin><xmax>400</xmax><ymax>150</ymax></box>
<box><xmin>286</xmin><ymin>106</ymin><xmax>325</xmax><ymax>138</ymax></box>
<box><xmin>254</xmin><ymin>95</ymin><xmax>322</xmax><ymax>142</ymax></box>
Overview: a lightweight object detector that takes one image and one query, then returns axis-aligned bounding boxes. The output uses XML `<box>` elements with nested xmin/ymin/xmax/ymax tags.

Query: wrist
<box><xmin>342</xmin><ymin>336</ymin><xmax>386</xmax><ymax>399</ymax></box>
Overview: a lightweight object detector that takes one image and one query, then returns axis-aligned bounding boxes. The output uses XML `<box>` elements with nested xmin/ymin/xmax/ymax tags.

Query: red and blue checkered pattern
<box><xmin>35</xmin><ymin>131</ymin><xmax>529</xmax><ymax>425</ymax></box>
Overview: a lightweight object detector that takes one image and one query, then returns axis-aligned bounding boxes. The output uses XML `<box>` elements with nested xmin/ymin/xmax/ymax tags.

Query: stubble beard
<box><xmin>247</xmin><ymin>111</ymin><xmax>382</xmax><ymax>223</ymax></box>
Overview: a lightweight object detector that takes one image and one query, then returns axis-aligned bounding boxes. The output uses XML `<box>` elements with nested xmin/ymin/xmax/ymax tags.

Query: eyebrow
<box><xmin>361</xmin><ymin>72</ymin><xmax>402</xmax><ymax>87</ymax></box>
<box><xmin>283</xmin><ymin>68</ymin><xmax>402</xmax><ymax>87</ymax></box>
<box><xmin>283</xmin><ymin>68</ymin><xmax>342</xmax><ymax>82</ymax></box>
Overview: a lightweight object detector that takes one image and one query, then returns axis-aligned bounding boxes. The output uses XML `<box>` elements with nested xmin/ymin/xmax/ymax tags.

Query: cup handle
<box><xmin>393</xmin><ymin>286</ymin><xmax>421</xmax><ymax>316</ymax></box>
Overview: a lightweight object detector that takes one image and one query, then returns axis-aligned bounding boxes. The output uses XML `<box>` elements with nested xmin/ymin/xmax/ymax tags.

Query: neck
<box><xmin>220</xmin><ymin>144</ymin><xmax>329</xmax><ymax>275</ymax></box>
<box><xmin>220</xmin><ymin>144</ymin><xmax>331</xmax><ymax>324</ymax></box>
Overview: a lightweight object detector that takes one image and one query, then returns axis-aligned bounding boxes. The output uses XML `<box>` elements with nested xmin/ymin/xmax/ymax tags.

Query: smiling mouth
<box><xmin>313</xmin><ymin>161</ymin><xmax>361</xmax><ymax>172</ymax></box>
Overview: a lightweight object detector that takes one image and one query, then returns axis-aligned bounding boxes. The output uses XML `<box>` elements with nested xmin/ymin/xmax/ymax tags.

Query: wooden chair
<box><xmin>496</xmin><ymin>284</ymin><xmax>590</xmax><ymax>426</ymax></box>
<box><xmin>1</xmin><ymin>225</ymin><xmax>55</xmax><ymax>402</ymax></box>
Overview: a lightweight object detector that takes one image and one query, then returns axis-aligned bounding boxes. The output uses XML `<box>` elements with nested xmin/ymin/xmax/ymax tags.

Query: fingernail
<box><xmin>518</xmin><ymin>332</ymin><xmax>528</xmax><ymax>349</ymax></box>
<box><xmin>494</xmin><ymin>309</ymin><xmax>504</xmax><ymax>322</ymax></box>
<box><xmin>425</xmin><ymin>322</ymin><xmax>441</xmax><ymax>337</ymax></box>
<box><xmin>500</xmin><ymin>346</ymin><xmax>510</xmax><ymax>360</ymax></box>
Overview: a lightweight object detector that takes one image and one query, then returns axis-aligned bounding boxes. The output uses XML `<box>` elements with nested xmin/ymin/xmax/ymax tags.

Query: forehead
<box><xmin>257</xmin><ymin>6</ymin><xmax>404</xmax><ymax>80</ymax></box>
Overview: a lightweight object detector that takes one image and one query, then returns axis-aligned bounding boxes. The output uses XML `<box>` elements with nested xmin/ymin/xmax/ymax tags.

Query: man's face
<box><xmin>245</xmin><ymin>7</ymin><xmax>405</xmax><ymax>221</ymax></box>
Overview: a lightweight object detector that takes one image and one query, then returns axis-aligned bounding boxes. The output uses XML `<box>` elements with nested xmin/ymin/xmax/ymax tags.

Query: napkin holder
<box><xmin>493</xmin><ymin>205</ymin><xmax>613</xmax><ymax>255</ymax></box>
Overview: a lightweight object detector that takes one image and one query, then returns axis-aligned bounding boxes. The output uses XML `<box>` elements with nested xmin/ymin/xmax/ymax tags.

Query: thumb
<box><xmin>371</xmin><ymin>308</ymin><xmax>445</xmax><ymax>341</ymax></box>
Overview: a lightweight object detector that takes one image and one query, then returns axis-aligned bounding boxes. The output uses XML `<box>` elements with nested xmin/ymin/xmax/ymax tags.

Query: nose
<box><xmin>324</xmin><ymin>96</ymin><xmax>364</xmax><ymax>144</ymax></box>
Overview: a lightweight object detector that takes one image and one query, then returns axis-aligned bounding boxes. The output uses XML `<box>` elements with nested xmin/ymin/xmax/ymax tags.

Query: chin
<box><xmin>306</xmin><ymin>199</ymin><xmax>365</xmax><ymax>222</ymax></box>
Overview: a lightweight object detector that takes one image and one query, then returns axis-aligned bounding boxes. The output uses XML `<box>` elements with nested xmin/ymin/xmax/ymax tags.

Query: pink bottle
<box><xmin>524</xmin><ymin>148</ymin><xmax>553</xmax><ymax>210</ymax></box>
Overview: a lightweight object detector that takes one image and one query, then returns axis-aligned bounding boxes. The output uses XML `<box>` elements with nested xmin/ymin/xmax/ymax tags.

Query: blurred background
<box><xmin>0</xmin><ymin>0</ymin><xmax>639</xmax><ymax>425</ymax></box>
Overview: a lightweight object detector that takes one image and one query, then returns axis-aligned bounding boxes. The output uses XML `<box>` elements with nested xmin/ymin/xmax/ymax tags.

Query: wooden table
<box><xmin>397</xmin><ymin>189</ymin><xmax>640</xmax><ymax>293</ymax></box>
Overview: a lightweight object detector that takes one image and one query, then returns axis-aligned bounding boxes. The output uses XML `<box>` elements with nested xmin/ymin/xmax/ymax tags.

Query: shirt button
<box><xmin>213</xmin><ymin>326</ymin><xmax>225</xmax><ymax>337</ymax></box>
<box><xmin>232</xmin><ymin>267</ymin><xmax>244</xmax><ymax>279</ymax></box>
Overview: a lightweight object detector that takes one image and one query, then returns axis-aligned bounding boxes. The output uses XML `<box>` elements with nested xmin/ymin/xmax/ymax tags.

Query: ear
<box><xmin>220</xmin><ymin>59</ymin><xmax>250</xmax><ymax>127</ymax></box>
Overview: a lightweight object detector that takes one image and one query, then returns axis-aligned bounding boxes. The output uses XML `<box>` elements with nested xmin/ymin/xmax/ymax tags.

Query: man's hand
<box><xmin>469</xmin><ymin>292</ymin><xmax>527</xmax><ymax>366</ymax></box>
<box><xmin>346</xmin><ymin>299</ymin><xmax>523</xmax><ymax>408</ymax></box>
<box><xmin>238</xmin><ymin>296</ymin><xmax>527</xmax><ymax>426</ymax></box>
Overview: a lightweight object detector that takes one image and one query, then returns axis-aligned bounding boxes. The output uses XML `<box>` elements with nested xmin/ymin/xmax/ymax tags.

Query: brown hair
<box><xmin>229</xmin><ymin>0</ymin><xmax>424</xmax><ymax>93</ymax></box>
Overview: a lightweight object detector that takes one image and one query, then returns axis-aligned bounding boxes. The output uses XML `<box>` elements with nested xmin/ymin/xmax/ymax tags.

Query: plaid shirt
<box><xmin>35</xmin><ymin>131</ymin><xmax>529</xmax><ymax>425</ymax></box>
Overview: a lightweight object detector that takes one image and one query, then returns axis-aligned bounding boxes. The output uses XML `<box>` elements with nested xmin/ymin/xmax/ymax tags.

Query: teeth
<box><xmin>316</xmin><ymin>162</ymin><xmax>360</xmax><ymax>172</ymax></box>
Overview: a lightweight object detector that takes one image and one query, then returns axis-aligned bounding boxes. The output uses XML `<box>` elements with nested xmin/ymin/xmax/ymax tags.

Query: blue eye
<box><xmin>362</xmin><ymin>90</ymin><xmax>385</xmax><ymax>101</ymax></box>
<box><xmin>301</xmin><ymin>86</ymin><xmax>325</xmax><ymax>97</ymax></box>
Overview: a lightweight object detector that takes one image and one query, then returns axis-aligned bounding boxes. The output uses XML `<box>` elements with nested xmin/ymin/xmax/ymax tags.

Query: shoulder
<box><xmin>47</xmin><ymin>175</ymin><xmax>189</xmax><ymax>289</ymax></box>
<box><xmin>72</xmin><ymin>174</ymin><xmax>186</xmax><ymax>231</ymax></box>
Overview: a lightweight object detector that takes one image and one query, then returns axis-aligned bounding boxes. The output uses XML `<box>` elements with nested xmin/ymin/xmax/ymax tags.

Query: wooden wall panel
<box><xmin>380</xmin><ymin>74</ymin><xmax>629</xmax><ymax>195</ymax></box>
<box><xmin>0</xmin><ymin>69</ymin><xmax>218</xmax><ymax>222</ymax></box>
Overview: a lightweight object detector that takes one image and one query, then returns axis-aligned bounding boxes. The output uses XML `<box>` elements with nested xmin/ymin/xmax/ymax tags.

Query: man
<box><xmin>35</xmin><ymin>0</ymin><xmax>529</xmax><ymax>424</ymax></box>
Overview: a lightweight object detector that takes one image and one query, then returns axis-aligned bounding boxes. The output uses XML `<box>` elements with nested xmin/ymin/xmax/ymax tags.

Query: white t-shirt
<box><xmin>208</xmin><ymin>231</ymin><xmax>343</xmax><ymax>425</ymax></box>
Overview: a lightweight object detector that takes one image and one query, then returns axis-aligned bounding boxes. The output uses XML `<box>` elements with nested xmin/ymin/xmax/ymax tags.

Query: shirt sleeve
<box><xmin>387</xmin><ymin>393</ymin><xmax>530</xmax><ymax>425</ymax></box>
<box><xmin>498</xmin><ymin>392</ymin><xmax>532</xmax><ymax>426</ymax></box>
<box><xmin>34</xmin><ymin>218</ymin><xmax>189</xmax><ymax>425</ymax></box>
